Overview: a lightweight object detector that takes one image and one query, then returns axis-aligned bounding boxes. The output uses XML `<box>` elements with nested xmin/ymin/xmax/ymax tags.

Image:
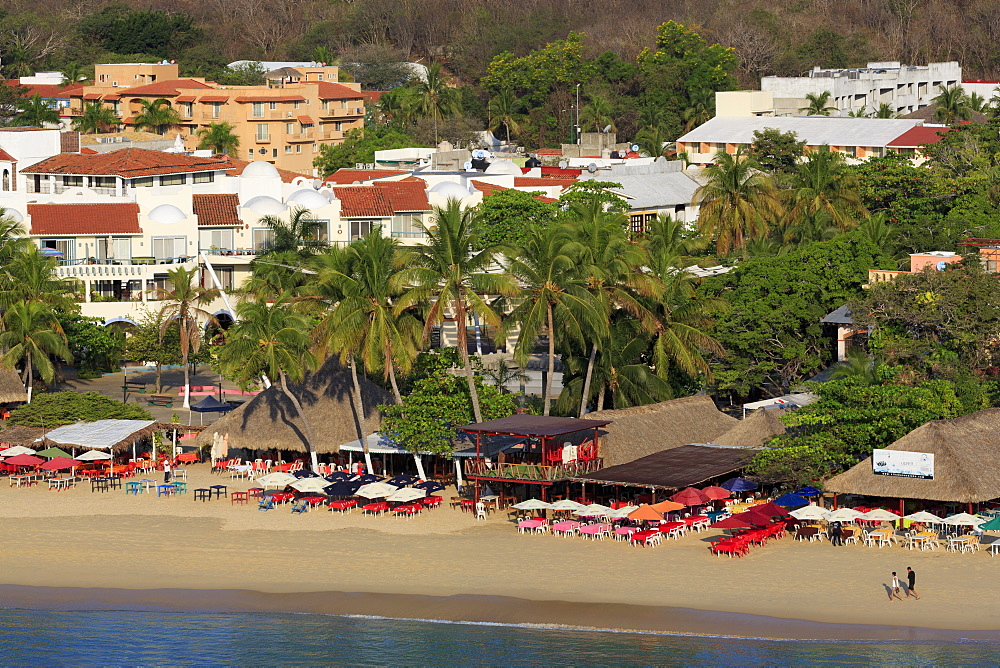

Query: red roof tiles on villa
<box><xmin>27</xmin><ymin>203</ymin><xmax>141</xmax><ymax>235</ymax></box>
<box><xmin>375</xmin><ymin>181</ymin><xmax>431</xmax><ymax>212</ymax></box>
<box><xmin>324</xmin><ymin>169</ymin><xmax>407</xmax><ymax>184</ymax></box>
<box><xmin>192</xmin><ymin>194</ymin><xmax>242</xmax><ymax>227</ymax></box>
<box><xmin>117</xmin><ymin>79</ymin><xmax>214</xmax><ymax>96</ymax></box>
<box><xmin>21</xmin><ymin>148</ymin><xmax>227</xmax><ymax>178</ymax></box>
<box><xmin>470</xmin><ymin>180</ymin><xmax>558</xmax><ymax>203</ymax></box>
<box><xmin>333</xmin><ymin>187</ymin><xmax>394</xmax><ymax>217</ymax></box>
<box><xmin>310</xmin><ymin>81</ymin><xmax>365</xmax><ymax>100</ymax></box>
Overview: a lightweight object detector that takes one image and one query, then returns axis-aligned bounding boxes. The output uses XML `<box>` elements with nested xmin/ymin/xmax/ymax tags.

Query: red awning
<box><xmin>175</xmin><ymin>95</ymin><xmax>196</xmax><ymax>102</ymax></box>
<box><xmin>199</xmin><ymin>95</ymin><xmax>229</xmax><ymax>103</ymax></box>
<box><xmin>297</xmin><ymin>115</ymin><xmax>315</xmax><ymax>125</ymax></box>
<box><xmin>83</xmin><ymin>93</ymin><xmax>102</xmax><ymax>100</ymax></box>
<box><xmin>103</xmin><ymin>94</ymin><xmax>121</xmax><ymax>101</ymax></box>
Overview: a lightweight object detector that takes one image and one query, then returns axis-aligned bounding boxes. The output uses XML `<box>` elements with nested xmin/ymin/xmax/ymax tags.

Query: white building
<box><xmin>761</xmin><ymin>61</ymin><xmax>961</xmax><ymax>117</ymax></box>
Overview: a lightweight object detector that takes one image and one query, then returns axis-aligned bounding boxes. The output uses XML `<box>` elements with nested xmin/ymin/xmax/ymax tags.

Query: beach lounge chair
<box><xmin>291</xmin><ymin>500</ymin><xmax>309</xmax><ymax>514</ymax></box>
<box><xmin>258</xmin><ymin>497</ymin><xmax>275</xmax><ymax>511</ymax></box>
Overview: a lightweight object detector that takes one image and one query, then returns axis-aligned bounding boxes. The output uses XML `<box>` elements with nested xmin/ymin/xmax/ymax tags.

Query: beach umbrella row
<box><xmin>0</xmin><ymin>445</ymin><xmax>36</xmax><ymax>457</ymax></box>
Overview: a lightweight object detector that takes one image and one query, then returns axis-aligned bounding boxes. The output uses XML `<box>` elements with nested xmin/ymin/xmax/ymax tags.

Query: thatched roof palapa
<box><xmin>195</xmin><ymin>357</ymin><xmax>391</xmax><ymax>454</ymax></box>
<box><xmin>713</xmin><ymin>408</ymin><xmax>787</xmax><ymax>447</ymax></box>
<box><xmin>825</xmin><ymin>408</ymin><xmax>1000</xmax><ymax>504</ymax></box>
<box><xmin>0</xmin><ymin>368</ymin><xmax>29</xmax><ymax>404</ymax></box>
<box><xmin>0</xmin><ymin>425</ymin><xmax>46</xmax><ymax>446</ymax></box>
<box><xmin>42</xmin><ymin>419</ymin><xmax>159</xmax><ymax>452</ymax></box>
<box><xmin>588</xmin><ymin>395</ymin><xmax>738</xmax><ymax>466</ymax></box>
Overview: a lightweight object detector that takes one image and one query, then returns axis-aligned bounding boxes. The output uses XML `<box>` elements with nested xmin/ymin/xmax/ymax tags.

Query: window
<box><xmin>192</xmin><ymin>172</ymin><xmax>214</xmax><ymax>184</ymax></box>
<box><xmin>630</xmin><ymin>215</ymin><xmax>645</xmax><ymax>237</ymax></box>
<box><xmin>321</xmin><ymin>100</ymin><xmax>329</xmax><ymax>110</ymax></box>
<box><xmin>350</xmin><ymin>220</ymin><xmax>373</xmax><ymax>240</ymax></box>
<box><xmin>256</xmin><ymin>124</ymin><xmax>269</xmax><ymax>141</ymax></box>
<box><xmin>252</xmin><ymin>102</ymin><xmax>264</xmax><ymax>117</ymax></box>
<box><xmin>181</xmin><ymin>103</ymin><xmax>192</xmax><ymax>117</ymax></box>
<box><xmin>286</xmin><ymin>122</ymin><xmax>294</xmax><ymax>134</ymax></box>
<box><xmin>317</xmin><ymin>74</ymin><xmax>323</xmax><ymax>81</ymax></box>
<box><xmin>268</xmin><ymin>101</ymin><xmax>277</xmax><ymax>111</ymax></box>
<box><xmin>97</xmin><ymin>237</ymin><xmax>131</xmax><ymax>261</ymax></box>
<box><xmin>272</xmin><ymin>148</ymin><xmax>278</xmax><ymax>157</ymax></box>
<box><xmin>252</xmin><ymin>228</ymin><xmax>275</xmax><ymax>250</ymax></box>
<box><xmin>132</xmin><ymin>176</ymin><xmax>154</xmax><ymax>188</ymax></box>
<box><xmin>152</xmin><ymin>236</ymin><xmax>186</xmax><ymax>260</ymax></box>
<box><xmin>93</xmin><ymin>176</ymin><xmax>116</xmax><ymax>188</ymax></box>
<box><xmin>214</xmin><ymin>265</ymin><xmax>234</xmax><ymax>291</ymax></box>
<box><xmin>212</xmin><ymin>103</ymin><xmax>221</xmax><ymax>118</ymax></box>
<box><xmin>295</xmin><ymin>145</ymin><xmax>301</xmax><ymax>153</ymax></box>
<box><xmin>160</xmin><ymin>174</ymin><xmax>187</xmax><ymax>186</ymax></box>
<box><xmin>63</xmin><ymin>175</ymin><xmax>83</xmax><ymax>187</ymax></box>
<box><xmin>248</xmin><ymin>149</ymin><xmax>254</xmax><ymax>159</ymax></box>
<box><xmin>2</xmin><ymin>169</ymin><xmax>9</xmax><ymax>191</ymax></box>
<box><xmin>392</xmin><ymin>213</ymin><xmax>423</xmax><ymax>238</ymax></box>
<box><xmin>199</xmin><ymin>228</ymin><xmax>234</xmax><ymax>251</ymax></box>
<box><xmin>40</xmin><ymin>238</ymin><xmax>74</xmax><ymax>261</ymax></box>
<box><xmin>284</xmin><ymin>145</ymin><xmax>293</xmax><ymax>154</ymax></box>
<box><xmin>293</xmin><ymin>101</ymin><xmax>300</xmax><ymax>109</ymax></box>
<box><xmin>335</xmin><ymin>121</ymin><xmax>343</xmax><ymax>131</ymax></box>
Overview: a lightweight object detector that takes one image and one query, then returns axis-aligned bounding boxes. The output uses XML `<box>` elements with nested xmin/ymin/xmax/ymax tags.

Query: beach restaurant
<box><xmin>824</xmin><ymin>408</ymin><xmax>1000</xmax><ymax>514</ymax></box>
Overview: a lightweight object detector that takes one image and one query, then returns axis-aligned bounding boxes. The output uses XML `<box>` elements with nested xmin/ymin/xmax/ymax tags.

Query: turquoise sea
<box><xmin>2</xmin><ymin>608</ymin><xmax>1000</xmax><ymax>665</ymax></box>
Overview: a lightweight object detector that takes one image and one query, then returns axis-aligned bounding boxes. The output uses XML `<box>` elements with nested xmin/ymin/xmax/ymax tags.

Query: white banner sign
<box><xmin>872</xmin><ymin>449</ymin><xmax>934</xmax><ymax>479</ymax></box>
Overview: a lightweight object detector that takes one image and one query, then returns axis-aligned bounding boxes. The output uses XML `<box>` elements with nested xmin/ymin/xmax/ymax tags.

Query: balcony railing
<box><xmin>463</xmin><ymin>458</ymin><xmax>605</xmax><ymax>481</ymax></box>
<box><xmin>55</xmin><ymin>257</ymin><xmax>197</xmax><ymax>280</ymax></box>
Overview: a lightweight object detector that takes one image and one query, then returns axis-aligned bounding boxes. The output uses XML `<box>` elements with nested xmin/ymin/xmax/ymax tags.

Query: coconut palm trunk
<box><xmin>24</xmin><ymin>350</ymin><xmax>32</xmax><ymax>402</ymax></box>
<box><xmin>386</xmin><ymin>339</ymin><xmax>403</xmax><ymax>404</ymax></box>
<box><xmin>279</xmin><ymin>370</ymin><xmax>319</xmax><ymax>471</ymax></box>
<box><xmin>456</xmin><ymin>300</ymin><xmax>484</xmax><ymax>423</ymax></box>
<box><xmin>579</xmin><ymin>343</ymin><xmax>598</xmax><ymax>417</ymax></box>
<box><xmin>348</xmin><ymin>356</ymin><xmax>373</xmax><ymax>474</ymax></box>
<box><xmin>543</xmin><ymin>301</ymin><xmax>557</xmax><ymax>416</ymax></box>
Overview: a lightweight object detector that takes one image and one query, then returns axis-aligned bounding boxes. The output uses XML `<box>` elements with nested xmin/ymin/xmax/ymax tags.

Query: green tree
<box><xmin>415</xmin><ymin>62</ymin><xmax>460</xmax><ymax>144</ymax></box>
<box><xmin>0</xmin><ymin>246</ymin><xmax>76</xmax><ymax>312</ymax></box>
<box><xmin>214</xmin><ymin>62</ymin><xmax>266</xmax><ymax>87</ymax></box>
<box><xmin>873</xmin><ymin>102</ymin><xmax>898</xmax><ymax>119</ymax></box>
<box><xmin>580</xmin><ymin>94</ymin><xmax>615</xmax><ymax>132</ymax></box>
<box><xmin>558</xmin><ymin>180</ymin><xmax>629</xmax><ymax>213</ymax></box>
<box><xmin>196</xmin><ymin>121</ymin><xmax>240</xmax><ymax>155</ymax></box>
<box><xmin>7</xmin><ymin>391</ymin><xmax>151</xmax><ymax>426</ymax></box>
<box><xmin>133</xmin><ymin>97</ymin><xmax>181</xmax><ymax>135</ymax></box>
<box><xmin>634</xmin><ymin>125</ymin><xmax>671</xmax><ymax>159</ymax></box>
<box><xmin>932</xmin><ymin>85</ymin><xmax>973</xmax><ymax>124</ymax></box>
<box><xmin>783</xmin><ymin>146</ymin><xmax>868</xmax><ymax>238</ymax></box>
<box><xmin>123</xmin><ymin>309</ymin><xmax>185</xmax><ymax>392</ymax></box>
<box><xmin>58</xmin><ymin>313</ymin><xmax>124</xmax><ymax>376</ymax></box>
<box><xmin>152</xmin><ymin>266</ymin><xmax>219</xmax><ymax>407</ymax></box>
<box><xmin>0</xmin><ymin>301</ymin><xmax>72</xmax><ymax>402</ymax></box>
<box><xmin>748</xmin><ymin>127</ymin><xmax>805</xmax><ymax>174</ymax></box>
<box><xmin>61</xmin><ymin>62</ymin><xmax>88</xmax><ymax>86</ymax></box>
<box><xmin>14</xmin><ymin>94</ymin><xmax>59</xmax><ymax>127</ymax></box>
<box><xmin>398</xmin><ymin>200</ymin><xmax>518</xmax><ymax>423</ymax></box>
<box><xmin>482</xmin><ymin>359</ymin><xmax>529</xmax><ymax>395</ymax></box>
<box><xmin>258</xmin><ymin>206</ymin><xmax>321</xmax><ymax>256</ymax></box>
<box><xmin>475</xmin><ymin>187</ymin><xmax>559</xmax><ymax>250</ymax></box>
<box><xmin>72</xmin><ymin>102</ymin><xmax>120</xmax><ymax>134</ymax></box>
<box><xmin>487</xmin><ymin>88</ymin><xmax>522</xmax><ymax>144</ymax></box>
<box><xmin>693</xmin><ymin>148</ymin><xmax>783</xmax><ymax>256</ymax></box>
<box><xmin>501</xmin><ymin>224</ymin><xmax>605</xmax><ymax>415</ymax></box>
<box><xmin>799</xmin><ymin>91</ymin><xmax>836</xmax><ymax>116</ymax></box>
<box><xmin>313</xmin><ymin>127</ymin><xmax>421</xmax><ymax>176</ymax></box>
<box><xmin>216</xmin><ymin>294</ymin><xmax>321</xmax><ymax>469</ymax></box>
<box><xmin>0</xmin><ymin>81</ymin><xmax>29</xmax><ymax>127</ymax></box>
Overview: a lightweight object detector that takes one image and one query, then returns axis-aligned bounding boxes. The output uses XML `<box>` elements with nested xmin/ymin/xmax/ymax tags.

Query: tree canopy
<box><xmin>7</xmin><ymin>391</ymin><xmax>152</xmax><ymax>427</ymax></box>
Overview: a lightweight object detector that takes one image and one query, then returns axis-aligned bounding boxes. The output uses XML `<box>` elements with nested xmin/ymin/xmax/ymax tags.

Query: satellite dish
<box><xmin>936</xmin><ymin>260</ymin><xmax>947</xmax><ymax>271</ymax></box>
<box><xmin>472</xmin><ymin>149</ymin><xmax>487</xmax><ymax>159</ymax></box>
<box><xmin>587</xmin><ymin>163</ymin><xmax>598</xmax><ymax>173</ymax></box>
<box><xmin>630</xmin><ymin>144</ymin><xmax>639</xmax><ymax>152</ymax></box>
<box><xmin>602</xmin><ymin>124</ymin><xmax>612</xmax><ymax>133</ymax></box>
<box><xmin>558</xmin><ymin>160</ymin><xmax>569</xmax><ymax>169</ymax></box>
<box><xmin>463</xmin><ymin>161</ymin><xmax>473</xmax><ymax>171</ymax></box>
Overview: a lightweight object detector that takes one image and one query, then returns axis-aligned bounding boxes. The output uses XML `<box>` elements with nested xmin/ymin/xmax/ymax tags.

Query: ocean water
<box><xmin>1</xmin><ymin>608</ymin><xmax>999</xmax><ymax>666</ymax></box>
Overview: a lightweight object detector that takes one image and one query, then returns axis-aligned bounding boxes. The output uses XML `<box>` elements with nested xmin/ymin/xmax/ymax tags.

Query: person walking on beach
<box><xmin>889</xmin><ymin>572</ymin><xmax>902</xmax><ymax>601</ymax></box>
<box><xmin>906</xmin><ymin>567</ymin><xmax>920</xmax><ymax>600</ymax></box>
<box><xmin>829</xmin><ymin>521</ymin><xmax>843</xmax><ymax>546</ymax></box>
<box><xmin>163</xmin><ymin>459</ymin><xmax>172</xmax><ymax>484</ymax></box>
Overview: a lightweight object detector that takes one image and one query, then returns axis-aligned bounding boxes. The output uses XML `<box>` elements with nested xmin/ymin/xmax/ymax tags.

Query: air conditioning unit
<box><xmin>287</xmin><ymin>112</ymin><xmax>293</xmax><ymax>118</ymax></box>
<box><xmin>112</xmin><ymin>81</ymin><xmax>118</xmax><ymax>87</ymax></box>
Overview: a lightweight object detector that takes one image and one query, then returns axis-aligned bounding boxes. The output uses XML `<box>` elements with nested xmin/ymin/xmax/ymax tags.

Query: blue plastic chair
<box><xmin>291</xmin><ymin>500</ymin><xmax>309</xmax><ymax>514</ymax></box>
<box><xmin>258</xmin><ymin>498</ymin><xmax>275</xmax><ymax>511</ymax></box>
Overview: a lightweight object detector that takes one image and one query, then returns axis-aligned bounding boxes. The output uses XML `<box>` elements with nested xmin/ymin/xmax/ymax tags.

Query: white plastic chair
<box><xmin>475</xmin><ymin>502</ymin><xmax>487</xmax><ymax>521</ymax></box>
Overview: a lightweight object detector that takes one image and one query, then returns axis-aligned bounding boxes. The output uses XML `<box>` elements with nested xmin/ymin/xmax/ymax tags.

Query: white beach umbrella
<box><xmin>0</xmin><ymin>445</ymin><xmax>36</xmax><ymax>457</ymax></box>
<box><xmin>573</xmin><ymin>503</ymin><xmax>614</xmax><ymax>517</ymax></box>
<box><xmin>356</xmin><ymin>482</ymin><xmax>398</xmax><ymax>499</ymax></box>
<box><xmin>607</xmin><ymin>505</ymin><xmax>639</xmax><ymax>519</ymax></box>
<box><xmin>548</xmin><ymin>499</ymin><xmax>586</xmax><ymax>512</ymax></box>
<box><xmin>943</xmin><ymin>512</ymin><xmax>984</xmax><ymax>526</ymax></box>
<box><xmin>825</xmin><ymin>508</ymin><xmax>864</xmax><ymax>522</ymax></box>
<box><xmin>903</xmin><ymin>511</ymin><xmax>944</xmax><ymax>524</ymax></box>
<box><xmin>789</xmin><ymin>505</ymin><xmax>829</xmax><ymax>521</ymax></box>
<box><xmin>256</xmin><ymin>472</ymin><xmax>296</xmax><ymax>489</ymax></box>
<box><xmin>387</xmin><ymin>487</ymin><xmax>426</xmax><ymax>503</ymax></box>
<box><xmin>289</xmin><ymin>478</ymin><xmax>328</xmax><ymax>494</ymax></box>
<box><xmin>75</xmin><ymin>450</ymin><xmax>112</xmax><ymax>461</ymax></box>
<box><xmin>861</xmin><ymin>509</ymin><xmax>901</xmax><ymax>522</ymax></box>
<box><xmin>511</xmin><ymin>499</ymin><xmax>552</xmax><ymax>511</ymax></box>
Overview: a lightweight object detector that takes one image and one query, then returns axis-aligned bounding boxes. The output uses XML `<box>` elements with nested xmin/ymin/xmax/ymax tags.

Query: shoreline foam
<box><xmin>2</xmin><ymin>585</ymin><xmax>999</xmax><ymax>642</ymax></box>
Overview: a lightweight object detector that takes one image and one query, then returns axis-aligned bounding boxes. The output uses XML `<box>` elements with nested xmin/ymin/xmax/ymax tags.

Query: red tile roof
<box><xmin>364</xmin><ymin>91</ymin><xmax>384</xmax><ymax>104</ymax></box>
<box><xmin>471</xmin><ymin>180</ymin><xmax>558</xmax><ymax>203</ymax></box>
<box><xmin>21</xmin><ymin>147</ymin><xmax>228</xmax><ymax>178</ymax></box>
<box><xmin>375</xmin><ymin>181</ymin><xmax>430</xmax><ymax>212</ymax></box>
<box><xmin>103</xmin><ymin>93</ymin><xmax>120</xmax><ymax>101</ymax></box>
<box><xmin>297</xmin><ymin>115</ymin><xmax>315</xmax><ymax>125</ymax></box>
<box><xmin>333</xmin><ymin>187</ymin><xmax>393</xmax><ymax>217</ymax></box>
<box><xmin>175</xmin><ymin>95</ymin><xmax>197</xmax><ymax>102</ymax></box>
<box><xmin>83</xmin><ymin>93</ymin><xmax>102</xmax><ymax>100</ymax></box>
<box><xmin>210</xmin><ymin>155</ymin><xmax>311</xmax><ymax>183</ymax></box>
<box><xmin>192</xmin><ymin>194</ymin><xmax>241</xmax><ymax>227</ymax></box>
<box><xmin>5</xmin><ymin>81</ymin><xmax>84</xmax><ymax>99</ymax></box>
<box><xmin>324</xmin><ymin>169</ymin><xmax>407</xmax><ymax>184</ymax></box>
<box><xmin>117</xmin><ymin>79</ymin><xmax>214</xmax><ymax>96</ymax></box>
<box><xmin>513</xmin><ymin>177</ymin><xmax>576</xmax><ymax>188</ymax></box>
<box><xmin>532</xmin><ymin>148</ymin><xmax>563</xmax><ymax>156</ymax></box>
<box><xmin>80</xmin><ymin>147</ymin><xmax>98</xmax><ymax>154</ymax></box>
<box><xmin>27</xmin><ymin>203</ymin><xmax>141</xmax><ymax>235</ymax></box>
<box><xmin>234</xmin><ymin>94</ymin><xmax>306</xmax><ymax>103</ymax></box>
<box><xmin>0</xmin><ymin>149</ymin><xmax>16</xmax><ymax>162</ymax></box>
<box><xmin>887</xmin><ymin>125</ymin><xmax>955</xmax><ymax>148</ymax></box>
<box><xmin>309</xmin><ymin>81</ymin><xmax>365</xmax><ymax>101</ymax></box>
<box><xmin>199</xmin><ymin>95</ymin><xmax>230</xmax><ymax>103</ymax></box>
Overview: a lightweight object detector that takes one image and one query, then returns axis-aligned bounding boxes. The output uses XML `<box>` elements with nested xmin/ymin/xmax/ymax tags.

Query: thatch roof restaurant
<box><xmin>575</xmin><ymin>443</ymin><xmax>759</xmax><ymax>492</ymax></box>
<box><xmin>825</xmin><ymin>409</ymin><xmax>1000</xmax><ymax>504</ymax></box>
<box><xmin>0</xmin><ymin>368</ymin><xmax>29</xmax><ymax>404</ymax></box>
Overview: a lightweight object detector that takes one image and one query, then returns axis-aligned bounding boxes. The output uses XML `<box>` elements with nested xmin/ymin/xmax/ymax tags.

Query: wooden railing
<box><xmin>464</xmin><ymin>458</ymin><xmax>604</xmax><ymax>481</ymax></box>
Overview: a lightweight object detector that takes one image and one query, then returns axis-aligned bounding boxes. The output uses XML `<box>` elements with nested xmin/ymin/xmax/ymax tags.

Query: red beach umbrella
<box><xmin>5</xmin><ymin>454</ymin><xmax>43</xmax><ymax>467</ymax></box>
<box><xmin>671</xmin><ymin>487</ymin><xmax>711</xmax><ymax>506</ymax></box>
<box><xmin>734</xmin><ymin>509</ymin><xmax>774</xmax><ymax>526</ymax></box>
<box><xmin>701</xmin><ymin>486</ymin><xmax>731</xmax><ymax>500</ymax></box>
<box><xmin>752</xmin><ymin>502</ymin><xmax>791</xmax><ymax>518</ymax></box>
<box><xmin>712</xmin><ymin>515</ymin><xmax>752</xmax><ymax>529</ymax></box>
<box><xmin>40</xmin><ymin>456</ymin><xmax>82</xmax><ymax>471</ymax></box>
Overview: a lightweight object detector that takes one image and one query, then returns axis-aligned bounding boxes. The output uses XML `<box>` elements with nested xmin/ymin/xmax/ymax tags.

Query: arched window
<box><xmin>2</xmin><ymin>169</ymin><xmax>9</xmax><ymax>191</ymax></box>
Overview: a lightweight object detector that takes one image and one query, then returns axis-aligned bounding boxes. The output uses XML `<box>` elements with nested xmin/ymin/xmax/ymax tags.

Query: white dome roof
<box><xmin>484</xmin><ymin>159</ymin><xmax>522</xmax><ymax>175</ymax></box>
<box><xmin>287</xmin><ymin>189</ymin><xmax>330</xmax><ymax>209</ymax></box>
<box><xmin>429</xmin><ymin>181</ymin><xmax>471</xmax><ymax>200</ymax></box>
<box><xmin>4</xmin><ymin>208</ymin><xmax>23</xmax><ymax>223</ymax></box>
<box><xmin>243</xmin><ymin>195</ymin><xmax>287</xmax><ymax>215</ymax></box>
<box><xmin>148</xmin><ymin>204</ymin><xmax>187</xmax><ymax>224</ymax></box>
<box><xmin>241</xmin><ymin>161</ymin><xmax>280</xmax><ymax>178</ymax></box>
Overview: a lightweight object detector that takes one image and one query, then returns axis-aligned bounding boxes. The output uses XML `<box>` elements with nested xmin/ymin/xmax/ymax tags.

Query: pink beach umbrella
<box><xmin>671</xmin><ymin>487</ymin><xmax>711</xmax><ymax>507</ymax></box>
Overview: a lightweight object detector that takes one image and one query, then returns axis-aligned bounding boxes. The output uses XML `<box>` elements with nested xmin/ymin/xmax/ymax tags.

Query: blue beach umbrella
<box><xmin>324</xmin><ymin>471</ymin><xmax>353</xmax><ymax>483</ymax></box>
<box><xmin>773</xmin><ymin>492</ymin><xmax>810</xmax><ymax>508</ymax></box>
<box><xmin>721</xmin><ymin>477</ymin><xmax>758</xmax><ymax>492</ymax></box>
<box><xmin>413</xmin><ymin>480</ymin><xmax>444</xmax><ymax>494</ymax></box>
<box><xmin>293</xmin><ymin>469</ymin><xmax>319</xmax><ymax>479</ymax></box>
<box><xmin>795</xmin><ymin>486</ymin><xmax>822</xmax><ymax>497</ymax></box>
<box><xmin>352</xmin><ymin>474</ymin><xmax>383</xmax><ymax>484</ymax></box>
<box><xmin>387</xmin><ymin>474</ymin><xmax>421</xmax><ymax>488</ymax></box>
<box><xmin>324</xmin><ymin>481</ymin><xmax>363</xmax><ymax>497</ymax></box>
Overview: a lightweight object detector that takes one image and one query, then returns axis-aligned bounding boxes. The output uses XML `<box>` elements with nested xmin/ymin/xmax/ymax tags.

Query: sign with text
<box><xmin>872</xmin><ymin>449</ymin><xmax>934</xmax><ymax>479</ymax></box>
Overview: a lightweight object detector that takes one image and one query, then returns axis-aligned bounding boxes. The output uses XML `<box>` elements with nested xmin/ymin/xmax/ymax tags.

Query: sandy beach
<box><xmin>2</xmin><ymin>463</ymin><xmax>999</xmax><ymax>639</ymax></box>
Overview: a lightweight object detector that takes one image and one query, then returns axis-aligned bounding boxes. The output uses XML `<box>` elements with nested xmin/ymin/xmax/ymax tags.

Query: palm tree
<box><xmin>634</xmin><ymin>125</ymin><xmax>672</xmax><ymax>158</ymax></box>
<box><xmin>258</xmin><ymin>206</ymin><xmax>322</xmax><ymax>255</ymax></box>
<box><xmin>932</xmin><ymin>85</ymin><xmax>973</xmax><ymax>124</ymax></box>
<box><xmin>72</xmin><ymin>102</ymin><xmax>120</xmax><ymax>134</ymax></box>
<box><xmin>61</xmin><ymin>62</ymin><xmax>88</xmax><ymax>86</ymax></box>
<box><xmin>15</xmin><ymin>94</ymin><xmax>60</xmax><ymax>127</ymax></box>
<box><xmin>641</xmin><ymin>213</ymin><xmax>708</xmax><ymax>274</ymax></box>
<box><xmin>398</xmin><ymin>200</ymin><xmax>517</xmax><ymax>423</ymax></box>
<box><xmin>0</xmin><ymin>301</ymin><xmax>71</xmax><ymax>402</ymax></box>
<box><xmin>829</xmin><ymin>348</ymin><xmax>879</xmax><ymax>384</ymax></box>
<box><xmin>783</xmin><ymin>146</ymin><xmax>867</xmax><ymax>238</ymax></box>
<box><xmin>0</xmin><ymin>210</ymin><xmax>30</xmax><ymax>269</ymax></box>
<box><xmin>133</xmin><ymin>98</ymin><xmax>181</xmax><ymax>135</ymax></box>
<box><xmin>501</xmin><ymin>224</ymin><xmax>605</xmax><ymax>416</ymax></box>
<box><xmin>682</xmin><ymin>89</ymin><xmax>714</xmax><ymax>131</ymax></box>
<box><xmin>800</xmin><ymin>91</ymin><xmax>837</xmax><ymax>116</ymax></box>
<box><xmin>487</xmin><ymin>88</ymin><xmax>522</xmax><ymax>144</ymax></box>
<box><xmin>152</xmin><ymin>266</ymin><xmax>220</xmax><ymax>408</ymax></box>
<box><xmin>482</xmin><ymin>359</ymin><xmax>529</xmax><ymax>395</ymax></box>
<box><xmin>197</xmin><ymin>122</ymin><xmax>240</xmax><ymax>155</ymax></box>
<box><xmin>0</xmin><ymin>246</ymin><xmax>74</xmax><ymax>312</ymax></box>
<box><xmin>312</xmin><ymin>228</ymin><xmax>421</xmax><ymax>404</ymax></box>
<box><xmin>415</xmin><ymin>62</ymin><xmax>460</xmax><ymax>144</ymax></box>
<box><xmin>873</xmin><ymin>103</ymin><xmax>898</xmax><ymax>119</ymax></box>
<box><xmin>376</xmin><ymin>87</ymin><xmax>419</xmax><ymax>126</ymax></box>
<box><xmin>312</xmin><ymin>46</ymin><xmax>332</xmax><ymax>65</ymax></box>
<box><xmin>693</xmin><ymin>148</ymin><xmax>783</xmax><ymax>256</ymax></box>
<box><xmin>968</xmin><ymin>92</ymin><xmax>988</xmax><ymax>113</ymax></box>
<box><xmin>217</xmin><ymin>294</ymin><xmax>321</xmax><ymax>469</ymax></box>
<box><xmin>580</xmin><ymin>95</ymin><xmax>615</xmax><ymax>132</ymax></box>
